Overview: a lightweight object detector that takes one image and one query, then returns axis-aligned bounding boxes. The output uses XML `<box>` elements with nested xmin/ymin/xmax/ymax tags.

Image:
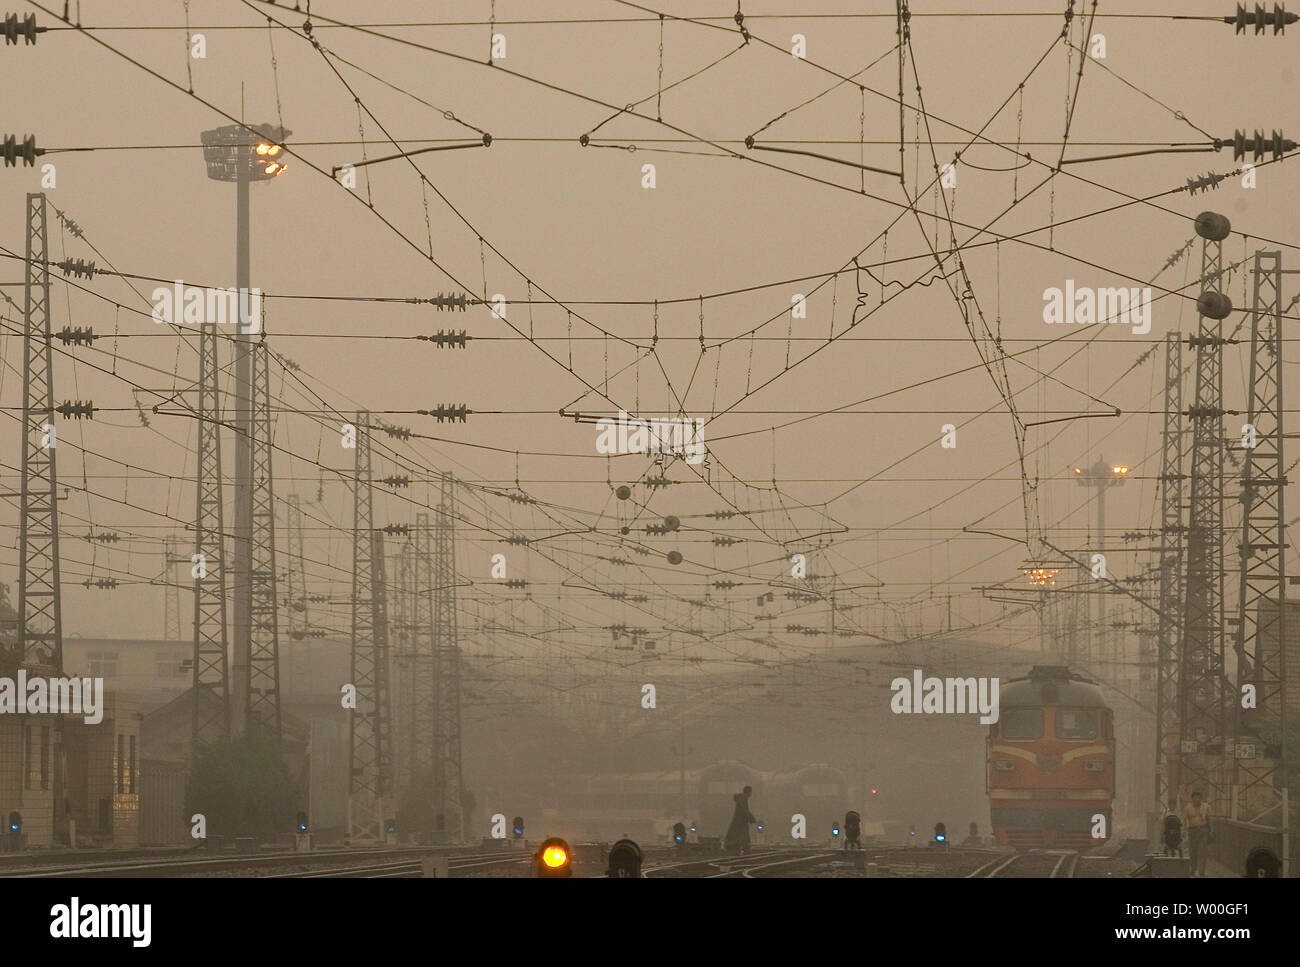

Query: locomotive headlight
<box><xmin>993</xmin><ymin>759</ymin><xmax>1015</xmax><ymax>772</ymax></box>
<box><xmin>1084</xmin><ymin>759</ymin><xmax>1107</xmax><ymax>773</ymax></box>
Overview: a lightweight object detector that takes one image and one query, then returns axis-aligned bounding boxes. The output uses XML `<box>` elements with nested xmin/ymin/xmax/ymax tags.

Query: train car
<box><xmin>696</xmin><ymin>761</ymin><xmax>763</xmax><ymax>839</ymax></box>
<box><xmin>987</xmin><ymin>665</ymin><xmax>1114</xmax><ymax>850</ymax></box>
<box><xmin>763</xmin><ymin>763</ymin><xmax>850</xmax><ymax>844</ymax></box>
<box><xmin>543</xmin><ymin>770</ymin><xmax>690</xmax><ymax>842</ymax></box>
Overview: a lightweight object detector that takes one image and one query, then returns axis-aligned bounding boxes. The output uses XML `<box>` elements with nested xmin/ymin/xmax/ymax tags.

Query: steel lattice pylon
<box><xmin>433</xmin><ymin>472</ymin><xmax>464</xmax><ymax>839</ymax></box>
<box><xmin>347</xmin><ymin>412</ymin><xmax>389</xmax><ymax>841</ymax></box>
<box><xmin>1232</xmin><ymin>250</ymin><xmax>1288</xmax><ymax>827</ymax></box>
<box><xmin>1156</xmin><ymin>332</ymin><xmax>1186</xmax><ymax>811</ymax></box>
<box><xmin>16</xmin><ymin>193</ymin><xmax>62</xmax><ymax>675</ymax></box>
<box><xmin>162</xmin><ymin>536</ymin><xmax>182</xmax><ymax>641</ymax></box>
<box><xmin>390</xmin><ymin>539</ymin><xmax>415</xmax><ymax>795</ymax></box>
<box><xmin>372</xmin><ymin>528</ymin><xmax>392</xmax><ymax>827</ymax></box>
<box><xmin>411</xmin><ymin>512</ymin><xmax>435</xmax><ymax>786</ymax></box>
<box><xmin>193</xmin><ymin>322</ymin><xmax>231</xmax><ymax>748</ymax></box>
<box><xmin>1179</xmin><ymin>229</ymin><xmax>1231</xmax><ymax>813</ymax></box>
<box><xmin>247</xmin><ymin>342</ymin><xmax>280</xmax><ymax>736</ymax></box>
<box><xmin>284</xmin><ymin>494</ymin><xmax>307</xmax><ymax>637</ymax></box>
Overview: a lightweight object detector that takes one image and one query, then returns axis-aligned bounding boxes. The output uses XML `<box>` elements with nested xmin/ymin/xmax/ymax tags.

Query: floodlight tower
<box><xmin>1072</xmin><ymin>457</ymin><xmax>1130</xmax><ymax>668</ymax></box>
<box><xmin>199</xmin><ymin>122</ymin><xmax>289</xmax><ymax>738</ymax></box>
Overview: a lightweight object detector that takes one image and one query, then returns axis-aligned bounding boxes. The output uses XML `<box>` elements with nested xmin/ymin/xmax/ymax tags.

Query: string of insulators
<box><xmin>56</xmin><ymin>257</ymin><xmax>96</xmax><ymax>279</ymax></box>
<box><xmin>645</xmin><ymin>476</ymin><xmax>671</xmax><ymax>489</ymax></box>
<box><xmin>608</xmin><ymin>556</ymin><xmax>629</xmax><ymax>565</ymax></box>
<box><xmin>87</xmin><ymin>531</ymin><xmax>120</xmax><ymax>543</ymax></box>
<box><xmin>627</xmin><ymin>594</ymin><xmax>648</xmax><ymax>603</ymax></box>
<box><xmin>1185</xmin><ymin>172</ymin><xmax>1226</xmax><ymax>195</ymax></box>
<box><xmin>505</xmin><ymin>535</ymin><xmax>528</xmax><ymax>545</ymax></box>
<box><xmin>786</xmin><ymin>590</ymin><xmax>818</xmax><ymax>601</ymax></box>
<box><xmin>381</xmin><ymin>475</ymin><xmax>410</xmax><ymax>488</ymax></box>
<box><xmin>503</xmin><ymin>579</ymin><xmax>527</xmax><ymax>589</ymax></box>
<box><xmin>418</xmin><ymin>330</ymin><xmax>470</xmax><ymax>348</ymax></box>
<box><xmin>2</xmin><ymin>13</ymin><xmax>44</xmax><ymax>45</ymax></box>
<box><xmin>507</xmin><ymin>492</ymin><xmax>534</xmax><ymax>504</ymax></box>
<box><xmin>1224</xmin><ymin>2</ymin><xmax>1298</xmax><ymax>33</ymax></box>
<box><xmin>644</xmin><ymin>523</ymin><xmax>672</xmax><ymax>535</ymax></box>
<box><xmin>1218</xmin><ymin>129</ymin><xmax>1296</xmax><ymax>161</ymax></box>
<box><xmin>712</xmin><ymin>580</ymin><xmax>738</xmax><ymax>589</ymax></box>
<box><xmin>56</xmin><ymin>326</ymin><xmax>95</xmax><ymax>346</ymax></box>
<box><xmin>56</xmin><ymin>400</ymin><xmax>94</xmax><ymax>419</ymax></box>
<box><xmin>630</xmin><ymin>546</ymin><xmax>650</xmax><ymax>555</ymax></box>
<box><xmin>1</xmin><ymin>134</ymin><xmax>42</xmax><ymax>166</ymax></box>
<box><xmin>274</xmin><ymin>353</ymin><xmax>300</xmax><ymax>372</ymax></box>
<box><xmin>712</xmin><ymin>536</ymin><xmax>739</xmax><ymax>546</ymax></box>
<box><xmin>381</xmin><ymin>423</ymin><xmax>411</xmax><ymax>440</ymax></box>
<box><xmin>380</xmin><ymin>523</ymin><xmax>409</xmax><ymax>536</ymax></box>
<box><xmin>419</xmin><ymin>404</ymin><xmax>470</xmax><ymax>422</ymax></box>
<box><xmin>418</xmin><ymin>292</ymin><xmax>473</xmax><ymax>310</ymax></box>
<box><xmin>708</xmin><ymin>509</ymin><xmax>737</xmax><ymax>519</ymax></box>
<box><xmin>307</xmin><ymin>594</ymin><xmax>329</xmax><ymax>603</ymax></box>
<box><xmin>83</xmin><ymin>578</ymin><xmax>118</xmax><ymax>589</ymax></box>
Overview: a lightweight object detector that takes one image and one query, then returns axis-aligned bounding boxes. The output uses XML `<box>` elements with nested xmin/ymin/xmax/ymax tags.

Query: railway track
<box><xmin>9</xmin><ymin>845</ymin><xmax>500</xmax><ymax>879</ymax></box>
<box><xmin>969</xmin><ymin>850</ymin><xmax>1079</xmax><ymax>878</ymax></box>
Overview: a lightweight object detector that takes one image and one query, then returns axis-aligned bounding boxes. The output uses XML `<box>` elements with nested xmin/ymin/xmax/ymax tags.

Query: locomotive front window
<box><xmin>1000</xmin><ymin>708</ymin><xmax>1043</xmax><ymax>739</ymax></box>
<box><xmin>1056</xmin><ymin>708</ymin><xmax>1098</xmax><ymax>739</ymax></box>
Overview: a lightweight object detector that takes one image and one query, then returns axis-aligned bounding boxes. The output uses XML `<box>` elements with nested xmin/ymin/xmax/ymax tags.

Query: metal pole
<box><xmin>230</xmin><ymin>155</ymin><xmax>252</xmax><ymax>738</ymax></box>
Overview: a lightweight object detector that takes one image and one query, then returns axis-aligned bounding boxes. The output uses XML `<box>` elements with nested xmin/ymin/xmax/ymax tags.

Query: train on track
<box><xmin>986</xmin><ymin>665</ymin><xmax>1114</xmax><ymax>850</ymax></box>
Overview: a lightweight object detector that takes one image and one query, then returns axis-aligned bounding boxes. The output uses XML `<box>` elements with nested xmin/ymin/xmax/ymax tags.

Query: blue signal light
<box><xmin>936</xmin><ymin>834</ymin><xmax>945</xmax><ymax>842</ymax></box>
<box><xmin>756</xmin><ymin>824</ymin><xmax>763</xmax><ymax>832</ymax></box>
<box><xmin>831</xmin><ymin>825</ymin><xmax>840</xmax><ymax>836</ymax></box>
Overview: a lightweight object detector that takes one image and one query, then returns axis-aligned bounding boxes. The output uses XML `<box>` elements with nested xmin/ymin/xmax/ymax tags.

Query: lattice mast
<box><xmin>246</xmin><ymin>341</ymin><xmax>281</xmax><ymax>737</ymax></box>
<box><xmin>17</xmin><ymin>193</ymin><xmax>62</xmax><ymax>675</ymax></box>
<box><xmin>192</xmin><ymin>322</ymin><xmax>231</xmax><ymax>749</ymax></box>
<box><xmin>1178</xmin><ymin>212</ymin><xmax>1233</xmax><ymax>813</ymax></box>
<box><xmin>347</xmin><ymin>411</ymin><xmax>387</xmax><ymax>841</ymax></box>
<box><xmin>1231</xmin><ymin>250</ymin><xmax>1288</xmax><ymax>832</ymax></box>
<box><xmin>433</xmin><ymin>472</ymin><xmax>464</xmax><ymax>839</ymax></box>
<box><xmin>1156</xmin><ymin>332</ymin><xmax>1187</xmax><ymax>812</ymax></box>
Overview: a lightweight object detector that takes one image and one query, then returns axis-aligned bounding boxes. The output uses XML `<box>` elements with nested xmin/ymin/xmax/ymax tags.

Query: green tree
<box><xmin>185</xmin><ymin>725</ymin><xmax>297</xmax><ymax>840</ymax></box>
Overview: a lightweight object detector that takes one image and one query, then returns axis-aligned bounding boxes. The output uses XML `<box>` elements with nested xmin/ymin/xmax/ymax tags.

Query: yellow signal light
<box><xmin>542</xmin><ymin>845</ymin><xmax>568</xmax><ymax>868</ymax></box>
<box><xmin>255</xmin><ymin>143</ymin><xmax>271</xmax><ymax>156</ymax></box>
<box><xmin>267</xmin><ymin>144</ymin><xmax>282</xmax><ymax>156</ymax></box>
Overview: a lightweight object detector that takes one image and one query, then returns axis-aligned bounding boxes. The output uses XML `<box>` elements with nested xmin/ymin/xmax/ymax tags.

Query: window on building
<box><xmin>155</xmin><ymin>653</ymin><xmax>186</xmax><ymax>677</ymax></box>
<box><xmin>88</xmin><ymin>651</ymin><xmax>119</xmax><ymax>679</ymax></box>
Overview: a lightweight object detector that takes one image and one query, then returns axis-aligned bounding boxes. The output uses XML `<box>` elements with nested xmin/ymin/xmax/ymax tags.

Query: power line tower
<box><xmin>1232</xmin><ymin>250</ymin><xmax>1288</xmax><ymax>852</ymax></box>
<box><xmin>433</xmin><ymin>472</ymin><xmax>464</xmax><ymax>840</ymax></box>
<box><xmin>16</xmin><ymin>193</ymin><xmax>62</xmax><ymax>675</ymax></box>
<box><xmin>193</xmin><ymin>321</ymin><xmax>231</xmax><ymax>749</ymax></box>
<box><xmin>1178</xmin><ymin>211</ymin><xmax>1234</xmax><ymax>814</ymax></box>
<box><xmin>346</xmin><ymin>411</ymin><xmax>388</xmax><ymax>842</ymax></box>
<box><xmin>372</xmin><ymin>527</ymin><xmax>392</xmax><ymax>836</ymax></box>
<box><xmin>284</xmin><ymin>494</ymin><xmax>307</xmax><ymax>637</ymax></box>
<box><xmin>246</xmin><ymin>341</ymin><xmax>280</xmax><ymax>737</ymax></box>
<box><xmin>162</xmin><ymin>535</ymin><xmax>183</xmax><ymax>641</ymax></box>
<box><xmin>390</xmin><ymin>538</ymin><xmax>415</xmax><ymax>795</ymax></box>
<box><xmin>412</xmin><ymin>512</ymin><xmax>435</xmax><ymax>788</ymax></box>
<box><xmin>1156</xmin><ymin>331</ymin><xmax>1187</xmax><ymax>813</ymax></box>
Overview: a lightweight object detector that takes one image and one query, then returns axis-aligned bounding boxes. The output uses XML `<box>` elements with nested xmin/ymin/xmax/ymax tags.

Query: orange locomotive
<box><xmin>987</xmin><ymin>666</ymin><xmax>1114</xmax><ymax>849</ymax></box>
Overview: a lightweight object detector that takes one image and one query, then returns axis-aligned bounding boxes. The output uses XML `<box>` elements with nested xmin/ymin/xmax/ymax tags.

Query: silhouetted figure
<box><xmin>1183</xmin><ymin>791</ymin><xmax>1211</xmax><ymax>877</ymax></box>
<box><xmin>724</xmin><ymin>786</ymin><xmax>756</xmax><ymax>854</ymax></box>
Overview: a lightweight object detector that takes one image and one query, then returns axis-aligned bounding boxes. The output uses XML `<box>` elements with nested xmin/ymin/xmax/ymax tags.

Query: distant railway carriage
<box><xmin>987</xmin><ymin>666</ymin><xmax>1114</xmax><ymax>850</ymax></box>
<box><xmin>763</xmin><ymin>764</ymin><xmax>850</xmax><ymax>843</ymax></box>
<box><xmin>696</xmin><ymin>761</ymin><xmax>763</xmax><ymax>838</ymax></box>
